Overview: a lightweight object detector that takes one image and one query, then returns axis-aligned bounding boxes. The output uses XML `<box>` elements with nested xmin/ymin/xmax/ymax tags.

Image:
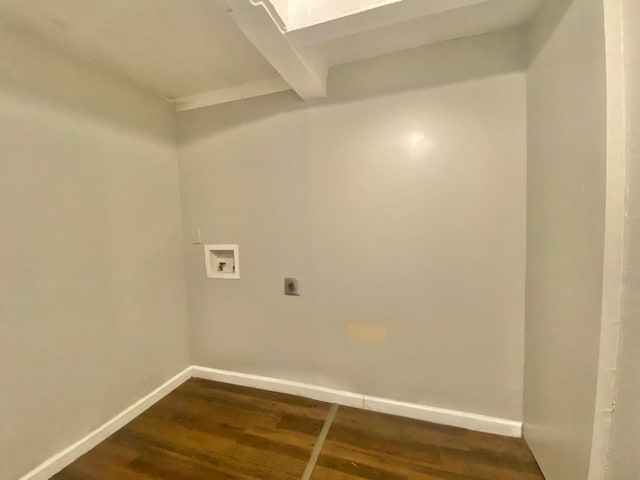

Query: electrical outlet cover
<box><xmin>284</xmin><ymin>277</ymin><xmax>300</xmax><ymax>296</ymax></box>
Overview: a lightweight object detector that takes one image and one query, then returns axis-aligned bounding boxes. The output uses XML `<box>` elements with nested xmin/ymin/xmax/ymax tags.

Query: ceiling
<box><xmin>0</xmin><ymin>0</ymin><xmax>542</xmax><ymax>109</ymax></box>
<box><xmin>0</xmin><ymin>0</ymin><xmax>279</xmax><ymax>98</ymax></box>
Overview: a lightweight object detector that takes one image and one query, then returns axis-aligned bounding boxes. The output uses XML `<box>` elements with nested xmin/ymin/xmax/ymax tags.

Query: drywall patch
<box><xmin>347</xmin><ymin>322</ymin><xmax>387</xmax><ymax>344</ymax></box>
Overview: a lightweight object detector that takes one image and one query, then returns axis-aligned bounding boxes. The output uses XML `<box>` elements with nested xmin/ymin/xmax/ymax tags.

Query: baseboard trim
<box><xmin>363</xmin><ymin>395</ymin><xmax>522</xmax><ymax>437</ymax></box>
<box><xmin>192</xmin><ymin>366</ymin><xmax>365</xmax><ymax>408</ymax></box>
<box><xmin>21</xmin><ymin>364</ymin><xmax>522</xmax><ymax>479</ymax></box>
<box><xmin>191</xmin><ymin>366</ymin><xmax>522</xmax><ymax>437</ymax></box>
<box><xmin>19</xmin><ymin>366</ymin><xmax>192</xmax><ymax>480</ymax></box>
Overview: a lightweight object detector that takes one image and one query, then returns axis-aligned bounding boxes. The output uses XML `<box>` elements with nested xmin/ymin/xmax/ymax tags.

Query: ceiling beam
<box><xmin>172</xmin><ymin>77</ymin><xmax>291</xmax><ymax>112</ymax></box>
<box><xmin>224</xmin><ymin>0</ymin><xmax>327</xmax><ymax>101</ymax></box>
<box><xmin>251</xmin><ymin>0</ymin><xmax>288</xmax><ymax>32</ymax></box>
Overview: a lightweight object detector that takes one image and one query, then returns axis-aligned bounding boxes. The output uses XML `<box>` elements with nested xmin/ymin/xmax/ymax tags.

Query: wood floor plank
<box><xmin>52</xmin><ymin>380</ymin><xmax>544</xmax><ymax>480</ymax></box>
<box><xmin>52</xmin><ymin>379</ymin><xmax>331</xmax><ymax>480</ymax></box>
<box><xmin>311</xmin><ymin>406</ymin><xmax>545</xmax><ymax>480</ymax></box>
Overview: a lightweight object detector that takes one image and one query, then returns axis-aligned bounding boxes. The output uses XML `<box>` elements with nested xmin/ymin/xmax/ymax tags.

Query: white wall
<box><xmin>523</xmin><ymin>0</ymin><xmax>608</xmax><ymax>479</ymax></box>
<box><xmin>607</xmin><ymin>0</ymin><xmax>640</xmax><ymax>477</ymax></box>
<box><xmin>0</xmin><ymin>21</ymin><xmax>190</xmax><ymax>480</ymax></box>
<box><xmin>178</xmin><ymin>29</ymin><xmax>527</xmax><ymax>421</ymax></box>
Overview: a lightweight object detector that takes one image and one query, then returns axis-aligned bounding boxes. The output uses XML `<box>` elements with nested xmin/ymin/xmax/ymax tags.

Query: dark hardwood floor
<box><xmin>52</xmin><ymin>379</ymin><xmax>330</xmax><ymax>480</ymax></box>
<box><xmin>312</xmin><ymin>406</ymin><xmax>544</xmax><ymax>480</ymax></box>
<box><xmin>52</xmin><ymin>379</ymin><xmax>544</xmax><ymax>480</ymax></box>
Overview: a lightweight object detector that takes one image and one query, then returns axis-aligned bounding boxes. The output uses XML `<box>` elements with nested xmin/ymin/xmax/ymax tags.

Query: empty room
<box><xmin>1</xmin><ymin>0</ymin><xmax>638</xmax><ymax>479</ymax></box>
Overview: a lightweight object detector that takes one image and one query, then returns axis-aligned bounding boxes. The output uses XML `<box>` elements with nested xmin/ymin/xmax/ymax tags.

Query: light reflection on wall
<box><xmin>405</xmin><ymin>130</ymin><xmax>436</xmax><ymax>156</ymax></box>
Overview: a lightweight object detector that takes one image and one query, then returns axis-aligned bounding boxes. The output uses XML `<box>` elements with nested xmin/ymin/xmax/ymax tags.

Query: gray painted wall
<box><xmin>523</xmin><ymin>0</ymin><xmax>608</xmax><ymax>479</ymax></box>
<box><xmin>0</xmin><ymin>21</ymin><xmax>190</xmax><ymax>480</ymax></box>
<box><xmin>177</xmin><ymin>29</ymin><xmax>527</xmax><ymax>422</ymax></box>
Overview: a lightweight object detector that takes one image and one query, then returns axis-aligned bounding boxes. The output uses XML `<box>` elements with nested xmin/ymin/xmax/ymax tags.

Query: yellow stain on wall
<box><xmin>346</xmin><ymin>322</ymin><xmax>387</xmax><ymax>345</ymax></box>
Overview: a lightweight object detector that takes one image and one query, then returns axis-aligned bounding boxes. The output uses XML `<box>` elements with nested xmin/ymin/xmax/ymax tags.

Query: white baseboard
<box><xmin>191</xmin><ymin>366</ymin><xmax>365</xmax><ymax>408</ymax></box>
<box><xmin>19</xmin><ymin>366</ymin><xmax>192</xmax><ymax>480</ymax></box>
<box><xmin>191</xmin><ymin>366</ymin><xmax>522</xmax><ymax>437</ymax></box>
<box><xmin>363</xmin><ymin>395</ymin><xmax>522</xmax><ymax>437</ymax></box>
<box><xmin>21</xmin><ymin>364</ymin><xmax>521</xmax><ymax>480</ymax></box>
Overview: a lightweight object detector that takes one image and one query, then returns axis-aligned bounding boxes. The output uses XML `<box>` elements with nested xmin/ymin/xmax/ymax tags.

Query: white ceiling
<box><xmin>0</xmin><ymin>0</ymin><xmax>279</xmax><ymax>98</ymax></box>
<box><xmin>0</xmin><ymin>0</ymin><xmax>542</xmax><ymax>108</ymax></box>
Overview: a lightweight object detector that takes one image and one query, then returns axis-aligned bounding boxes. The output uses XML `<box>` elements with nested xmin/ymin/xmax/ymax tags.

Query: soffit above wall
<box><xmin>297</xmin><ymin>0</ymin><xmax>542</xmax><ymax>66</ymax></box>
